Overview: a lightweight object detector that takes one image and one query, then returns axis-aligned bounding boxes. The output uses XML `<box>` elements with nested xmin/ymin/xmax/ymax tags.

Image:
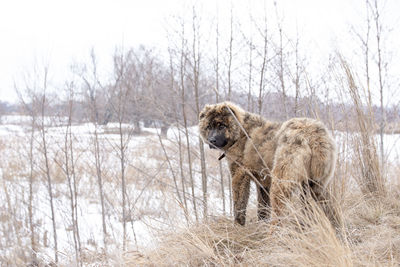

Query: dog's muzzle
<box><xmin>208</xmin><ymin>134</ymin><xmax>227</xmax><ymax>149</ymax></box>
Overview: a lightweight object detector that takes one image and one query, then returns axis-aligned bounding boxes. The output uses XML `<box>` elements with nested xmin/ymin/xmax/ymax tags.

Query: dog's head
<box><xmin>198</xmin><ymin>102</ymin><xmax>244</xmax><ymax>150</ymax></box>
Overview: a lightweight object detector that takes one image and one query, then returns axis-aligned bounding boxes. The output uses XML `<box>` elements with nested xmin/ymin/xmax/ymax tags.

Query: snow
<box><xmin>0</xmin><ymin>116</ymin><xmax>207</xmax><ymax>265</ymax></box>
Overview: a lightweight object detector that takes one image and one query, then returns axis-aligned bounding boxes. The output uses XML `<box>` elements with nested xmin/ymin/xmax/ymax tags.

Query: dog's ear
<box><xmin>224</xmin><ymin>104</ymin><xmax>237</xmax><ymax>117</ymax></box>
<box><xmin>199</xmin><ymin>104</ymin><xmax>212</xmax><ymax>120</ymax></box>
<box><xmin>223</xmin><ymin>102</ymin><xmax>244</xmax><ymax>122</ymax></box>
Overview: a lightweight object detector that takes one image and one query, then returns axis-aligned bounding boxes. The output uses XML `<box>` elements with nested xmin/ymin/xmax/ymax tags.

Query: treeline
<box><xmin>5</xmin><ymin>70</ymin><xmax>399</xmax><ymax>134</ymax></box>
<box><xmin>4</xmin><ymin>1</ymin><xmax>399</xmax><ymax>135</ymax></box>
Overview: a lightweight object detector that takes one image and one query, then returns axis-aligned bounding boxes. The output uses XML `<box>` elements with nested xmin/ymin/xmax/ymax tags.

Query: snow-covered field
<box><xmin>1</xmin><ymin>115</ymin><xmax>400</xmax><ymax>265</ymax></box>
<box><xmin>0</xmin><ymin>116</ymin><xmax>232</xmax><ymax>265</ymax></box>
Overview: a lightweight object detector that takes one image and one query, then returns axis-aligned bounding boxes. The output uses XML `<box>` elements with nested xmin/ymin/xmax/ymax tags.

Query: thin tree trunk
<box><xmin>248</xmin><ymin>39</ymin><xmax>253</xmax><ymax>112</ymax></box>
<box><xmin>364</xmin><ymin>0</ymin><xmax>372</xmax><ymax>108</ymax></box>
<box><xmin>40</xmin><ymin>92</ymin><xmax>58</xmax><ymax>264</ymax></box>
<box><xmin>214</xmin><ymin>22</ymin><xmax>226</xmax><ymax>215</ymax></box>
<box><xmin>115</xmin><ymin>75</ymin><xmax>128</xmax><ymax>251</ymax></box>
<box><xmin>111</xmin><ymin>51</ymin><xmax>133</xmax><ymax>252</ymax></box>
<box><xmin>118</xmin><ymin>118</ymin><xmax>128</xmax><ymax>251</ymax></box>
<box><xmin>373</xmin><ymin>0</ymin><xmax>385</xmax><ymax>167</ymax></box>
<box><xmin>16</xmin><ymin>79</ymin><xmax>39</xmax><ymax>265</ymax></box>
<box><xmin>179</xmin><ymin>22</ymin><xmax>198</xmax><ymax>221</ymax></box>
<box><xmin>94</xmin><ymin>123</ymin><xmax>108</xmax><ymax>252</ymax></box>
<box><xmin>169</xmin><ymin>49</ymin><xmax>189</xmax><ymax>219</ymax></box>
<box><xmin>68</xmin><ymin>109</ymin><xmax>81</xmax><ymax>263</ymax></box>
<box><xmin>63</xmin><ymin>95</ymin><xmax>81</xmax><ymax>265</ymax></box>
<box><xmin>182</xmin><ymin>113</ymin><xmax>198</xmax><ymax>222</ymax></box>
<box><xmin>294</xmin><ymin>31</ymin><xmax>300</xmax><ymax>117</ymax></box>
<box><xmin>192</xmin><ymin>7</ymin><xmax>208</xmax><ymax>220</ymax></box>
<box><xmin>258</xmin><ymin>22</ymin><xmax>268</xmax><ymax>115</ymax></box>
<box><xmin>278</xmin><ymin>27</ymin><xmax>288</xmax><ymax>119</ymax></box>
<box><xmin>177</xmin><ymin>126</ymin><xmax>189</xmax><ymax>221</ymax></box>
<box><xmin>227</xmin><ymin>6</ymin><xmax>234</xmax><ymax>101</ymax></box>
<box><xmin>84</xmin><ymin>51</ymin><xmax>108</xmax><ymax>254</ymax></box>
<box><xmin>28</xmin><ymin>117</ymin><xmax>37</xmax><ymax>265</ymax></box>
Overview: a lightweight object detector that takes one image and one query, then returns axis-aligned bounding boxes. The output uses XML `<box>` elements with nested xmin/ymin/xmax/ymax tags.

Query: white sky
<box><xmin>0</xmin><ymin>0</ymin><xmax>399</xmax><ymax>103</ymax></box>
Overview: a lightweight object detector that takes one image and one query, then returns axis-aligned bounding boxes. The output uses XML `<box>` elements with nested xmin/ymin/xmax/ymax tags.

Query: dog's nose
<box><xmin>209</xmin><ymin>136</ymin><xmax>217</xmax><ymax>144</ymax></box>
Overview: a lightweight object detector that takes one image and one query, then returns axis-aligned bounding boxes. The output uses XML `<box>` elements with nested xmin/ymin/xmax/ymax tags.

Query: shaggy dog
<box><xmin>199</xmin><ymin>102</ymin><xmax>336</xmax><ymax>225</ymax></box>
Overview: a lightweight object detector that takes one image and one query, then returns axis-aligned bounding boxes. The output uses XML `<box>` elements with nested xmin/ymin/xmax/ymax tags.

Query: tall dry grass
<box><xmin>136</xmin><ymin>185</ymin><xmax>400</xmax><ymax>266</ymax></box>
<box><xmin>339</xmin><ymin>56</ymin><xmax>386</xmax><ymax>196</ymax></box>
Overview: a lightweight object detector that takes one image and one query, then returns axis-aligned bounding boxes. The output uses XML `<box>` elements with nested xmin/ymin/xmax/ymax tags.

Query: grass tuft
<box><xmin>140</xmin><ymin>187</ymin><xmax>400</xmax><ymax>266</ymax></box>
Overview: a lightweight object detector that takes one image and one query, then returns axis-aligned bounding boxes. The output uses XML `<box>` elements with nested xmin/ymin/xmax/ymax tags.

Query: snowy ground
<box><xmin>0</xmin><ymin>116</ymin><xmax>231</xmax><ymax>265</ymax></box>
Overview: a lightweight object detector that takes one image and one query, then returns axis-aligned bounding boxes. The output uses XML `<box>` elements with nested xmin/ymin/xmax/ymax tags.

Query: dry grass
<box><xmin>136</xmin><ymin>185</ymin><xmax>400</xmax><ymax>267</ymax></box>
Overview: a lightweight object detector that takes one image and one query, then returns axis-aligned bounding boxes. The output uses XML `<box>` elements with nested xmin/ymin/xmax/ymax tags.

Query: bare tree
<box><xmin>293</xmin><ymin>29</ymin><xmax>301</xmax><ymax>117</ymax></box>
<box><xmin>69</xmin><ymin>95</ymin><xmax>82</xmax><ymax>267</ymax></box>
<box><xmin>80</xmin><ymin>50</ymin><xmax>108</xmax><ymax>254</ymax></box>
<box><xmin>108</xmin><ymin>49</ymin><xmax>135</xmax><ymax>251</ymax></box>
<box><xmin>356</xmin><ymin>0</ymin><xmax>373</xmax><ymax>107</ymax></box>
<box><xmin>227</xmin><ymin>5</ymin><xmax>234</xmax><ymax>101</ymax></box>
<box><xmin>352</xmin><ymin>0</ymin><xmax>388</xmax><ymax>171</ymax></box>
<box><xmin>51</xmin><ymin>80</ymin><xmax>82</xmax><ymax>266</ymax></box>
<box><xmin>191</xmin><ymin>6</ymin><xmax>209</xmax><ymax>220</ymax></box>
<box><xmin>371</xmin><ymin>0</ymin><xmax>385</xmax><ymax>167</ymax></box>
<box><xmin>214</xmin><ymin>11</ymin><xmax>227</xmax><ymax>215</ymax></box>
<box><xmin>275</xmin><ymin>2</ymin><xmax>288</xmax><ymax>119</ymax></box>
<box><xmin>168</xmin><ymin>47</ymin><xmax>189</xmax><ymax>218</ymax></box>
<box><xmin>62</xmin><ymin>81</ymin><xmax>81</xmax><ymax>265</ymax></box>
<box><xmin>247</xmin><ymin>35</ymin><xmax>254</xmax><ymax>112</ymax></box>
<box><xmin>38</xmin><ymin>66</ymin><xmax>58</xmax><ymax>264</ymax></box>
<box><xmin>178</xmin><ymin>20</ymin><xmax>199</xmax><ymax>222</ymax></box>
<box><xmin>257</xmin><ymin>8</ymin><xmax>268</xmax><ymax>115</ymax></box>
<box><xmin>15</xmin><ymin>84</ymin><xmax>38</xmax><ymax>265</ymax></box>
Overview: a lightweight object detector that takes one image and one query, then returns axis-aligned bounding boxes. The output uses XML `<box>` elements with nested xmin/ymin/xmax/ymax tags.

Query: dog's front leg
<box><xmin>231</xmin><ymin>167</ymin><xmax>251</xmax><ymax>226</ymax></box>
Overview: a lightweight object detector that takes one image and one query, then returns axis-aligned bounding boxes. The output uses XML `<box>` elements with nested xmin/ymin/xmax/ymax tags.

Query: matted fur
<box><xmin>199</xmin><ymin>102</ymin><xmax>337</xmax><ymax>225</ymax></box>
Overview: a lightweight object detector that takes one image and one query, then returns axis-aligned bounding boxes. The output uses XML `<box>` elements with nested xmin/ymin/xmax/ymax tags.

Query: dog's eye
<box><xmin>218</xmin><ymin>124</ymin><xmax>226</xmax><ymax>130</ymax></box>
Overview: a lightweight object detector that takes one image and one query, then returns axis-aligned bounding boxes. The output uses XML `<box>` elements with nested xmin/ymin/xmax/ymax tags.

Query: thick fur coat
<box><xmin>199</xmin><ymin>102</ymin><xmax>336</xmax><ymax>225</ymax></box>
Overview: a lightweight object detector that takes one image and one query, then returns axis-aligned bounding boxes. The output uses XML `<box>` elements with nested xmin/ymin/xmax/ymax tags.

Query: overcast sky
<box><xmin>1</xmin><ymin>0</ymin><xmax>399</xmax><ymax>103</ymax></box>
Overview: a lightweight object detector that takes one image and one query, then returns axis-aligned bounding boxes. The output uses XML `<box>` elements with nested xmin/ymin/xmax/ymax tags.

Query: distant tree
<box><xmin>78</xmin><ymin>50</ymin><xmax>109</xmax><ymax>255</ymax></box>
